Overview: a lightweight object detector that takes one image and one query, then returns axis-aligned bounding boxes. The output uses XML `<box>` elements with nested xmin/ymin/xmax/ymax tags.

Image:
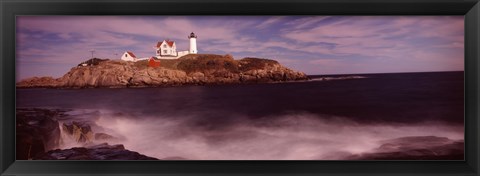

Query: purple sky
<box><xmin>16</xmin><ymin>16</ymin><xmax>464</xmax><ymax>80</ymax></box>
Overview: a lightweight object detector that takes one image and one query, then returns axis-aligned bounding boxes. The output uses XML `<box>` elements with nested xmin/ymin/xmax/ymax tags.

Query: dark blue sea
<box><xmin>16</xmin><ymin>71</ymin><xmax>464</xmax><ymax>160</ymax></box>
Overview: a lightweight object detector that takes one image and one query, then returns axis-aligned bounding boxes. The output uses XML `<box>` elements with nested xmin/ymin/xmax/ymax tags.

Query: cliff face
<box><xmin>17</xmin><ymin>54</ymin><xmax>308</xmax><ymax>88</ymax></box>
<box><xmin>16</xmin><ymin>108</ymin><xmax>62</xmax><ymax>159</ymax></box>
<box><xmin>17</xmin><ymin>108</ymin><xmax>159</xmax><ymax>160</ymax></box>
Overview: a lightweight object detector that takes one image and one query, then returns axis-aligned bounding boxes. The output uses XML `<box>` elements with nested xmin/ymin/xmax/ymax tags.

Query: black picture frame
<box><xmin>1</xmin><ymin>0</ymin><xmax>479</xmax><ymax>175</ymax></box>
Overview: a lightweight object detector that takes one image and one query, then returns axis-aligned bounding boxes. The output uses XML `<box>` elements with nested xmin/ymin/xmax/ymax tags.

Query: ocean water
<box><xmin>16</xmin><ymin>71</ymin><xmax>464</xmax><ymax>160</ymax></box>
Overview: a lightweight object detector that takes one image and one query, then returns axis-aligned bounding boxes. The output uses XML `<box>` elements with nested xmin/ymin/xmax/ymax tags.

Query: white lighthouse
<box><xmin>188</xmin><ymin>32</ymin><xmax>197</xmax><ymax>54</ymax></box>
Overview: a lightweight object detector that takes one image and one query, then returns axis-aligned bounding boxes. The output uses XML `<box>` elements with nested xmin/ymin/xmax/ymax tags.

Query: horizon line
<box><xmin>311</xmin><ymin>70</ymin><xmax>464</xmax><ymax>76</ymax></box>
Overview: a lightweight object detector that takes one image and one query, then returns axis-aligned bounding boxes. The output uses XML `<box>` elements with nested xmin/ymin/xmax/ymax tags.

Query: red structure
<box><xmin>148</xmin><ymin>57</ymin><xmax>161</xmax><ymax>68</ymax></box>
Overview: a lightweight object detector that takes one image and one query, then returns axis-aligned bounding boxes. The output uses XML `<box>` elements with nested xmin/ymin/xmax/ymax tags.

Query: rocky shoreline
<box><xmin>17</xmin><ymin>107</ymin><xmax>464</xmax><ymax>160</ymax></box>
<box><xmin>35</xmin><ymin>143</ymin><xmax>158</xmax><ymax>160</ymax></box>
<box><xmin>17</xmin><ymin>54</ymin><xmax>308</xmax><ymax>88</ymax></box>
<box><xmin>16</xmin><ymin>108</ymin><xmax>160</xmax><ymax>160</ymax></box>
<box><xmin>345</xmin><ymin>136</ymin><xmax>464</xmax><ymax>160</ymax></box>
<box><xmin>16</xmin><ymin>108</ymin><xmax>62</xmax><ymax>159</ymax></box>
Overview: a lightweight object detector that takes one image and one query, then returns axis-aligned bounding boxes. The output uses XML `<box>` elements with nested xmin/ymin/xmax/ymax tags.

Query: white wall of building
<box><xmin>177</xmin><ymin>51</ymin><xmax>190</xmax><ymax>58</ymax></box>
<box><xmin>189</xmin><ymin>37</ymin><xmax>197</xmax><ymax>54</ymax></box>
<box><xmin>121</xmin><ymin>52</ymin><xmax>137</xmax><ymax>62</ymax></box>
<box><xmin>156</xmin><ymin>40</ymin><xmax>177</xmax><ymax>56</ymax></box>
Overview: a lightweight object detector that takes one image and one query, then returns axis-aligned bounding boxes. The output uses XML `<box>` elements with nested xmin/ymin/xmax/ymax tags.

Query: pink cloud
<box><xmin>255</xmin><ymin>16</ymin><xmax>287</xmax><ymax>29</ymax></box>
<box><xmin>282</xmin><ymin>16</ymin><xmax>464</xmax><ymax>63</ymax></box>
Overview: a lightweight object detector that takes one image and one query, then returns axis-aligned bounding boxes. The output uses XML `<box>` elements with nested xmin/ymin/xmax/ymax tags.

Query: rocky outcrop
<box><xmin>17</xmin><ymin>108</ymin><xmax>159</xmax><ymax>160</ymax></box>
<box><xmin>16</xmin><ymin>77</ymin><xmax>61</xmax><ymax>88</ymax></box>
<box><xmin>62</xmin><ymin>121</ymin><xmax>119</xmax><ymax>143</ymax></box>
<box><xmin>34</xmin><ymin>143</ymin><xmax>158</xmax><ymax>160</ymax></box>
<box><xmin>17</xmin><ymin>54</ymin><xmax>308</xmax><ymax>88</ymax></box>
<box><xmin>16</xmin><ymin>108</ymin><xmax>63</xmax><ymax>159</ymax></box>
<box><xmin>346</xmin><ymin>136</ymin><xmax>464</xmax><ymax>160</ymax></box>
<box><xmin>62</xmin><ymin>121</ymin><xmax>94</xmax><ymax>143</ymax></box>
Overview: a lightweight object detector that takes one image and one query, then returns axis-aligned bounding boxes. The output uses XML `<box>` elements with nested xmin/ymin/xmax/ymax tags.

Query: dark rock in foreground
<box><xmin>17</xmin><ymin>108</ymin><xmax>158</xmax><ymax>160</ymax></box>
<box><xmin>62</xmin><ymin>121</ymin><xmax>94</xmax><ymax>143</ymax></box>
<box><xmin>347</xmin><ymin>136</ymin><xmax>464</xmax><ymax>160</ymax></box>
<box><xmin>16</xmin><ymin>108</ymin><xmax>63</xmax><ymax>160</ymax></box>
<box><xmin>34</xmin><ymin>143</ymin><xmax>158</xmax><ymax>160</ymax></box>
<box><xmin>16</xmin><ymin>54</ymin><xmax>308</xmax><ymax>88</ymax></box>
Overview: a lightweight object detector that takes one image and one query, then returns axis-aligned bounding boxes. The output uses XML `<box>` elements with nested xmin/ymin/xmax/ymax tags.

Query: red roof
<box><xmin>156</xmin><ymin>40</ymin><xmax>175</xmax><ymax>48</ymax></box>
<box><xmin>126</xmin><ymin>51</ymin><xmax>136</xmax><ymax>58</ymax></box>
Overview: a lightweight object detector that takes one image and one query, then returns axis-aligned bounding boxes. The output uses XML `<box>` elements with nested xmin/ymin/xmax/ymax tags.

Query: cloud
<box><xmin>283</xmin><ymin>16</ymin><xmax>331</xmax><ymax>30</ymax></box>
<box><xmin>282</xmin><ymin>16</ymin><xmax>464</xmax><ymax>56</ymax></box>
<box><xmin>309</xmin><ymin>58</ymin><xmax>341</xmax><ymax>66</ymax></box>
<box><xmin>255</xmin><ymin>16</ymin><xmax>287</xmax><ymax>29</ymax></box>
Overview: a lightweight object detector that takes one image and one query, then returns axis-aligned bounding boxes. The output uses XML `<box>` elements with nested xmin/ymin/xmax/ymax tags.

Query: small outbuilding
<box><xmin>148</xmin><ymin>57</ymin><xmax>161</xmax><ymax>68</ymax></box>
<box><xmin>121</xmin><ymin>51</ymin><xmax>137</xmax><ymax>62</ymax></box>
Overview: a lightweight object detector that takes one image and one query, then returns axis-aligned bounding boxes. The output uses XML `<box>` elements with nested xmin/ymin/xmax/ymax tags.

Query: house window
<box><xmin>163</xmin><ymin>44</ymin><xmax>167</xmax><ymax>48</ymax></box>
<box><xmin>125</xmin><ymin>54</ymin><xmax>127</xmax><ymax>57</ymax></box>
<box><xmin>163</xmin><ymin>50</ymin><xmax>167</xmax><ymax>54</ymax></box>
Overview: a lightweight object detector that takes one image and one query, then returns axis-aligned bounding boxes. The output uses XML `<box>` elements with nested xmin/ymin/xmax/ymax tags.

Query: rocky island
<box><xmin>17</xmin><ymin>54</ymin><xmax>308</xmax><ymax>88</ymax></box>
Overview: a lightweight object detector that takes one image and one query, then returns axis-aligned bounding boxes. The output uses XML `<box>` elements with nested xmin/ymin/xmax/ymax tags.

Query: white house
<box><xmin>154</xmin><ymin>32</ymin><xmax>198</xmax><ymax>59</ymax></box>
<box><xmin>121</xmin><ymin>32</ymin><xmax>199</xmax><ymax>61</ymax></box>
<box><xmin>155</xmin><ymin>39</ymin><xmax>177</xmax><ymax>57</ymax></box>
<box><xmin>121</xmin><ymin>51</ymin><xmax>137</xmax><ymax>62</ymax></box>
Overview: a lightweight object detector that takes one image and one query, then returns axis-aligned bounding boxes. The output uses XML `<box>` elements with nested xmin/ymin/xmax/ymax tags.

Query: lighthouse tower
<box><xmin>188</xmin><ymin>32</ymin><xmax>197</xmax><ymax>54</ymax></box>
